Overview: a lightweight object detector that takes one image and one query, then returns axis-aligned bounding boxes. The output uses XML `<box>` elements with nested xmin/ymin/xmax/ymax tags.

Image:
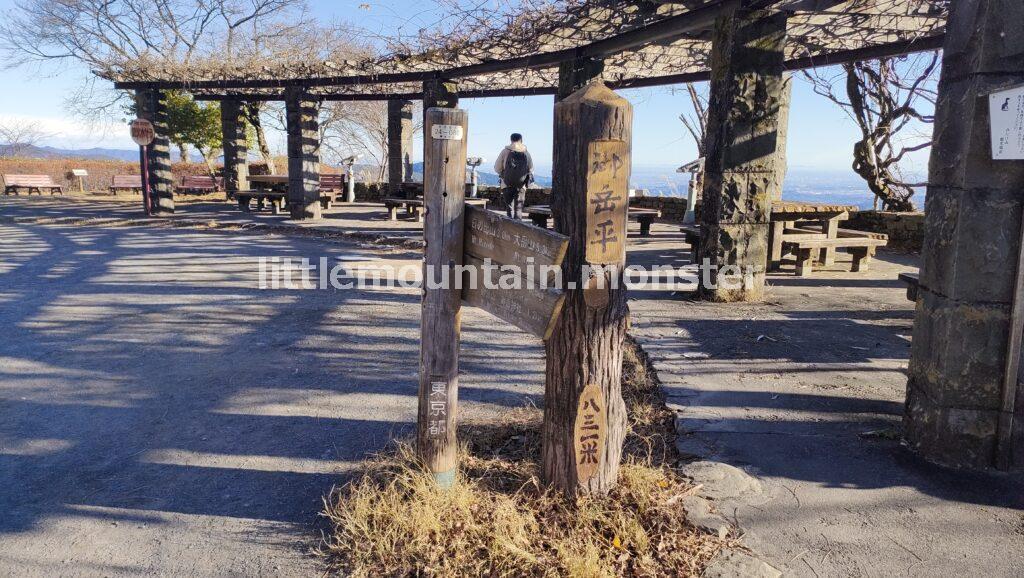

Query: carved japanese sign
<box><xmin>573</xmin><ymin>382</ymin><xmax>606</xmax><ymax>484</ymax></box>
<box><xmin>462</xmin><ymin>206</ymin><xmax>569</xmax><ymax>339</ymax></box>
<box><xmin>585</xmin><ymin>140</ymin><xmax>629</xmax><ymax>265</ymax></box>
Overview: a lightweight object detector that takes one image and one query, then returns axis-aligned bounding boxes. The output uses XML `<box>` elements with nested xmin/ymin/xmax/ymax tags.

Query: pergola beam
<box><xmin>189</xmin><ymin>33</ymin><xmax>944</xmax><ymax>102</ymax></box>
<box><xmin>115</xmin><ymin>0</ymin><xmax>746</xmax><ymax>91</ymax></box>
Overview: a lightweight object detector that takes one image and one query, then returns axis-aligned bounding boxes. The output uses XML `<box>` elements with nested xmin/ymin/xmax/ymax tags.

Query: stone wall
<box><xmin>630</xmin><ymin>196</ymin><xmax>690</xmax><ymax>222</ymax></box>
<box><xmin>845</xmin><ymin>210</ymin><xmax>924</xmax><ymax>252</ymax></box>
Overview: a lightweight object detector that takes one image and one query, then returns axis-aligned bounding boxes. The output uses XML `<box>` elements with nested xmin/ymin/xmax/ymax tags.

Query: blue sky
<box><xmin>0</xmin><ymin>0</ymin><xmax>932</xmax><ymax>174</ymax></box>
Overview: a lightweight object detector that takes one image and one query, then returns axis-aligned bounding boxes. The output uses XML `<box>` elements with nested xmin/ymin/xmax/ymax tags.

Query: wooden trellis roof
<box><xmin>110</xmin><ymin>0</ymin><xmax>947</xmax><ymax>100</ymax></box>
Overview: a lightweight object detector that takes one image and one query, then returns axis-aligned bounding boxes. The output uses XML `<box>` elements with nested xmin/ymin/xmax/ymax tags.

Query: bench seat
<box><xmin>527</xmin><ymin>205</ymin><xmax>662</xmax><ymax>236</ymax></box>
<box><xmin>237</xmin><ymin>190</ymin><xmax>340</xmax><ymax>214</ymax></box>
<box><xmin>2</xmin><ymin>174</ymin><xmax>64</xmax><ymax>196</ymax></box>
<box><xmin>783</xmin><ymin>233</ymin><xmax>889</xmax><ymax>276</ymax></box>
<box><xmin>383</xmin><ymin>197</ymin><xmax>488</xmax><ymax>222</ymax></box>
<box><xmin>110</xmin><ymin>175</ymin><xmax>143</xmax><ymax>194</ymax></box>
<box><xmin>899</xmin><ymin>272</ymin><xmax>920</xmax><ymax>302</ymax></box>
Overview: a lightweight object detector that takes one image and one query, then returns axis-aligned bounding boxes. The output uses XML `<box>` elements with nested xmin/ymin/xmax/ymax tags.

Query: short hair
<box><xmin>510</xmin><ymin>133</ymin><xmax>523</xmax><ymax>142</ymax></box>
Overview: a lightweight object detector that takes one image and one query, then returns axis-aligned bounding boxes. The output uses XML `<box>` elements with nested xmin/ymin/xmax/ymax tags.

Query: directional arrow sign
<box><xmin>462</xmin><ymin>205</ymin><xmax>569</xmax><ymax>339</ymax></box>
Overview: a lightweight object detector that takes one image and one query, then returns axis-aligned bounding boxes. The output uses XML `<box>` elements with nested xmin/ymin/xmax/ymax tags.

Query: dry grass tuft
<box><xmin>319</xmin><ymin>340</ymin><xmax>727</xmax><ymax>577</ymax></box>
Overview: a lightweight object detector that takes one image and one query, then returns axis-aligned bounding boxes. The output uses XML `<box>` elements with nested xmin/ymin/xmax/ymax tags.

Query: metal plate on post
<box><xmin>990</xmin><ymin>84</ymin><xmax>1024</xmax><ymax>160</ymax></box>
<box><xmin>585</xmin><ymin>140</ymin><xmax>630</xmax><ymax>265</ymax></box>
<box><xmin>431</xmin><ymin>124</ymin><xmax>465</xmax><ymax>140</ymax></box>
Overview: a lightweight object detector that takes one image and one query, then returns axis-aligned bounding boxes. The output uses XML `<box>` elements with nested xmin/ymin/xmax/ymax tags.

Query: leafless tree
<box><xmin>0</xmin><ymin>119</ymin><xmax>53</xmax><ymax>157</ymax></box>
<box><xmin>319</xmin><ymin>101</ymin><xmax>421</xmax><ymax>183</ymax></box>
<box><xmin>803</xmin><ymin>52</ymin><xmax>940</xmax><ymax>211</ymax></box>
<box><xmin>678</xmin><ymin>84</ymin><xmax>708</xmax><ymax>160</ymax></box>
<box><xmin>241</xmin><ymin>102</ymin><xmax>278</xmax><ymax>174</ymax></box>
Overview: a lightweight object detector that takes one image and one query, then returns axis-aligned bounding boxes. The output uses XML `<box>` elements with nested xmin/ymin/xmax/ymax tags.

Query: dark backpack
<box><xmin>503</xmin><ymin>150</ymin><xmax>531</xmax><ymax>188</ymax></box>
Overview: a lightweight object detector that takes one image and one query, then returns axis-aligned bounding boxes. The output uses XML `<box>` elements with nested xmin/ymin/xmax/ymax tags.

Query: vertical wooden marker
<box><xmin>417</xmin><ymin>106</ymin><xmax>468</xmax><ymax>487</ymax></box>
<box><xmin>543</xmin><ymin>80</ymin><xmax>632</xmax><ymax>495</ymax></box>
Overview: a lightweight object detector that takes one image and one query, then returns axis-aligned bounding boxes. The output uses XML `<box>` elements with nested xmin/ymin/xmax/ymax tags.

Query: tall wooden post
<box><xmin>387</xmin><ymin>99</ymin><xmax>415</xmax><ymax>195</ymax></box>
<box><xmin>220</xmin><ymin>99</ymin><xmax>249</xmax><ymax>197</ymax></box>
<box><xmin>285</xmin><ymin>87</ymin><xmax>321</xmax><ymax>220</ymax></box>
<box><xmin>905</xmin><ymin>0</ymin><xmax>1024</xmax><ymax>470</ymax></box>
<box><xmin>135</xmin><ymin>89</ymin><xmax>175</xmax><ymax>214</ymax></box>
<box><xmin>698</xmin><ymin>9</ymin><xmax>788</xmax><ymax>301</ymax></box>
<box><xmin>543</xmin><ymin>81</ymin><xmax>631</xmax><ymax>495</ymax></box>
<box><xmin>417</xmin><ymin>106</ymin><xmax>468</xmax><ymax>487</ymax></box>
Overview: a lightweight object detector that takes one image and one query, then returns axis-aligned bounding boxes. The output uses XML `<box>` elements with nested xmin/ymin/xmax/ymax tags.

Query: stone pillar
<box><xmin>773</xmin><ymin>74</ymin><xmax>793</xmax><ymax>202</ymax></box>
<box><xmin>387</xmin><ymin>99</ymin><xmax>414</xmax><ymax>195</ymax></box>
<box><xmin>697</xmin><ymin>9</ymin><xmax>788</xmax><ymax>302</ymax></box>
<box><xmin>284</xmin><ymin>87</ymin><xmax>321</xmax><ymax>220</ymax></box>
<box><xmin>220</xmin><ymin>100</ymin><xmax>249</xmax><ymax>196</ymax></box>
<box><xmin>557</xmin><ymin>57</ymin><xmax>605</xmax><ymax>101</ymax></box>
<box><xmin>423</xmin><ymin>79</ymin><xmax>459</xmax><ymax>109</ymax></box>
<box><xmin>905</xmin><ymin>0</ymin><xmax>1024</xmax><ymax>470</ymax></box>
<box><xmin>135</xmin><ymin>89</ymin><xmax>175</xmax><ymax>214</ymax></box>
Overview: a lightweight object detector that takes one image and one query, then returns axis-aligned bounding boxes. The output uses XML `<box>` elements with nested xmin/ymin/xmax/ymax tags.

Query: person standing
<box><xmin>493</xmin><ymin>133</ymin><xmax>533</xmax><ymax>219</ymax></box>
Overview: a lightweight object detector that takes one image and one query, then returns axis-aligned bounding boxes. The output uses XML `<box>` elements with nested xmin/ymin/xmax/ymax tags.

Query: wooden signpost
<box><xmin>542</xmin><ymin>81</ymin><xmax>632</xmax><ymax>495</ymax></box>
<box><xmin>417</xmin><ymin>110</ymin><xmax>570</xmax><ymax>488</ymax></box>
<box><xmin>417</xmin><ymin>107</ymin><xmax>468</xmax><ymax>488</ymax></box>
<box><xmin>416</xmin><ymin>82</ymin><xmax>630</xmax><ymax>496</ymax></box>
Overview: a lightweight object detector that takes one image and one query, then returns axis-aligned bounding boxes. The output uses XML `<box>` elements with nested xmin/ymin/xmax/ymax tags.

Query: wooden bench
<box><xmin>2</xmin><ymin>174</ymin><xmax>63</xmax><ymax>196</ymax></box>
<box><xmin>526</xmin><ymin>205</ymin><xmax>662</xmax><ymax>236</ymax></box>
<box><xmin>320</xmin><ymin>174</ymin><xmax>345</xmax><ymax>192</ymax></box>
<box><xmin>236</xmin><ymin>190</ymin><xmax>340</xmax><ymax>214</ymax></box>
<box><xmin>110</xmin><ymin>175</ymin><xmax>143</xmax><ymax>195</ymax></box>
<box><xmin>899</xmin><ymin>272</ymin><xmax>920</xmax><ymax>302</ymax></box>
<box><xmin>236</xmin><ymin>191</ymin><xmax>287</xmax><ymax>214</ymax></box>
<box><xmin>179</xmin><ymin>175</ymin><xmax>219</xmax><ymax>194</ymax></box>
<box><xmin>680</xmin><ymin>224</ymin><xmax>701</xmax><ymax>260</ymax></box>
<box><xmin>783</xmin><ymin>229</ymin><xmax>889</xmax><ymax>276</ymax></box>
<box><xmin>382</xmin><ymin>197</ymin><xmax>488</xmax><ymax>222</ymax></box>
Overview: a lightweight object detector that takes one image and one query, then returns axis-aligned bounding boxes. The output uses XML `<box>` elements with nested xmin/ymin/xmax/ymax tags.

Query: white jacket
<box><xmin>494</xmin><ymin>142</ymin><xmax>534</xmax><ymax>182</ymax></box>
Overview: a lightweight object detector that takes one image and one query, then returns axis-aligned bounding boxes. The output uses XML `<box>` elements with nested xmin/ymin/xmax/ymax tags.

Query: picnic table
<box><xmin>382</xmin><ymin>197</ymin><xmax>488</xmax><ymax>222</ymax></box>
<box><xmin>243</xmin><ymin>175</ymin><xmax>340</xmax><ymax>212</ymax></box>
<box><xmin>768</xmin><ymin>201</ymin><xmax>859</xmax><ymax>271</ymax></box>
<box><xmin>525</xmin><ymin>205</ymin><xmax>662</xmax><ymax>237</ymax></box>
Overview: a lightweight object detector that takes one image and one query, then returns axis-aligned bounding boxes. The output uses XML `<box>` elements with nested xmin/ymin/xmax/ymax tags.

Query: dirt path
<box><xmin>0</xmin><ymin>221</ymin><xmax>544</xmax><ymax>576</ymax></box>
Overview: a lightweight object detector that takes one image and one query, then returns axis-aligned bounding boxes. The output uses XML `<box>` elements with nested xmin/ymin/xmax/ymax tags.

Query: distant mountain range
<box><xmin>0</xmin><ymin>144</ymin><xmax>205</xmax><ymax>162</ymax></box>
<box><xmin>409</xmin><ymin>162</ymin><xmax>553</xmax><ymax>187</ymax></box>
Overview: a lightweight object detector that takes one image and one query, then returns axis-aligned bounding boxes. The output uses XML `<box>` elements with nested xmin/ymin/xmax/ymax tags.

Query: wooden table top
<box><xmin>526</xmin><ymin>204</ymin><xmax>660</xmax><ymax>216</ymax></box>
<box><xmin>771</xmin><ymin>200</ymin><xmax>858</xmax><ymax>214</ymax></box>
<box><xmin>249</xmin><ymin>175</ymin><xmax>288</xmax><ymax>184</ymax></box>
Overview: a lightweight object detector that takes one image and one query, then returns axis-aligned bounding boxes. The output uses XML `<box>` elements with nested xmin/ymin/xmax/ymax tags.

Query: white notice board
<box><xmin>990</xmin><ymin>84</ymin><xmax>1024</xmax><ymax>160</ymax></box>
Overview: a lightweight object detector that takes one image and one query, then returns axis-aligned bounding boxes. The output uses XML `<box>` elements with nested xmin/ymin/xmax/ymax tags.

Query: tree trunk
<box><xmin>244</xmin><ymin>103</ymin><xmax>277</xmax><ymax>174</ymax></box>
<box><xmin>542</xmin><ymin>80</ymin><xmax>631</xmax><ymax>495</ymax></box>
<box><xmin>177</xmin><ymin>143</ymin><xmax>188</xmax><ymax>164</ymax></box>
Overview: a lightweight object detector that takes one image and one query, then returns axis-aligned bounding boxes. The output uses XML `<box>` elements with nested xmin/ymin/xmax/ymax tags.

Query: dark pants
<box><xmin>502</xmin><ymin>186</ymin><xmax>525</xmax><ymax>219</ymax></box>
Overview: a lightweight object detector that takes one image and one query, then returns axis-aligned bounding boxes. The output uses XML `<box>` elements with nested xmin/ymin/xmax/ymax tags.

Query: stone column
<box><xmin>423</xmin><ymin>79</ymin><xmax>459</xmax><ymax>109</ymax></box>
<box><xmin>557</xmin><ymin>57</ymin><xmax>605</xmax><ymax>101</ymax></box>
<box><xmin>905</xmin><ymin>0</ymin><xmax>1024</xmax><ymax>470</ymax></box>
<box><xmin>284</xmin><ymin>87</ymin><xmax>321</xmax><ymax>220</ymax></box>
<box><xmin>135</xmin><ymin>89</ymin><xmax>175</xmax><ymax>214</ymax></box>
<box><xmin>697</xmin><ymin>9</ymin><xmax>788</xmax><ymax>302</ymax></box>
<box><xmin>220</xmin><ymin>100</ymin><xmax>249</xmax><ymax>196</ymax></box>
<box><xmin>387</xmin><ymin>99</ymin><xmax>414</xmax><ymax>195</ymax></box>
